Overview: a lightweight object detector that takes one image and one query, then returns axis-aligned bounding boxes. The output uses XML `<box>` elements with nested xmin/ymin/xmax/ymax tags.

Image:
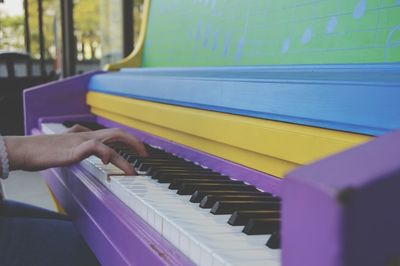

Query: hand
<box><xmin>64</xmin><ymin>124</ymin><xmax>92</xmax><ymax>133</ymax></box>
<box><xmin>4</xmin><ymin>128</ymin><xmax>148</xmax><ymax>175</ymax></box>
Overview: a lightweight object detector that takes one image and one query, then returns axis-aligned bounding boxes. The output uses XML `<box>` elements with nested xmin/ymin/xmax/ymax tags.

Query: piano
<box><xmin>23</xmin><ymin>1</ymin><xmax>400</xmax><ymax>265</ymax></box>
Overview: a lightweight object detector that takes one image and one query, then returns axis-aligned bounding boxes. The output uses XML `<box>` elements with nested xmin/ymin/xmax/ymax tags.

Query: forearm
<box><xmin>0</xmin><ymin>134</ymin><xmax>11</xmax><ymax>179</ymax></box>
<box><xmin>3</xmin><ymin>135</ymin><xmax>79</xmax><ymax>171</ymax></box>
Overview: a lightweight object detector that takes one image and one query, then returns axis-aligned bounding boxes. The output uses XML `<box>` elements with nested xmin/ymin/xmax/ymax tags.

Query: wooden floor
<box><xmin>2</xmin><ymin>170</ymin><xmax>56</xmax><ymax>211</ymax></box>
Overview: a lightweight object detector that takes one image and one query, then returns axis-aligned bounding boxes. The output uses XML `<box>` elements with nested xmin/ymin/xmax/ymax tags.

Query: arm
<box><xmin>3</xmin><ymin>128</ymin><xmax>148</xmax><ymax>175</ymax></box>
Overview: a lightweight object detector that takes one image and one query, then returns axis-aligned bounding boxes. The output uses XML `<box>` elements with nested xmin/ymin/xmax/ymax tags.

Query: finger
<box><xmin>92</xmin><ymin>128</ymin><xmax>149</xmax><ymax>157</ymax></box>
<box><xmin>108</xmin><ymin>151</ymin><xmax>135</xmax><ymax>175</ymax></box>
<box><xmin>65</xmin><ymin>124</ymin><xmax>91</xmax><ymax>133</ymax></box>
<box><xmin>72</xmin><ymin>139</ymin><xmax>134</xmax><ymax>175</ymax></box>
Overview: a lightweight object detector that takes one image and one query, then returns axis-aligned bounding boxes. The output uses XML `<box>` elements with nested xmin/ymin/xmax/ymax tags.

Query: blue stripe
<box><xmin>88</xmin><ymin>64</ymin><xmax>400</xmax><ymax>136</ymax></box>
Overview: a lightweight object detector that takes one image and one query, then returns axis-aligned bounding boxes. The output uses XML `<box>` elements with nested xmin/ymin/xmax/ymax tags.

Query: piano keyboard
<box><xmin>41</xmin><ymin>122</ymin><xmax>281</xmax><ymax>266</ymax></box>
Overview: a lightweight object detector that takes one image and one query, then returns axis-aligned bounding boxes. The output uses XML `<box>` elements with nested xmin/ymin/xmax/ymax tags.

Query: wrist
<box><xmin>4</xmin><ymin>136</ymin><xmax>25</xmax><ymax>171</ymax></box>
<box><xmin>0</xmin><ymin>134</ymin><xmax>10</xmax><ymax>179</ymax></box>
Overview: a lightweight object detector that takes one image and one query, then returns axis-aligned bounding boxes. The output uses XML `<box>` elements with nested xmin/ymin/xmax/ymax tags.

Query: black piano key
<box><xmin>210</xmin><ymin>201</ymin><xmax>280</xmax><ymax>215</ymax></box>
<box><xmin>63</xmin><ymin>120</ymin><xmax>105</xmax><ymax>130</ymax></box>
<box><xmin>169</xmin><ymin>179</ymin><xmax>243</xmax><ymax>190</ymax></box>
<box><xmin>142</xmin><ymin>154</ymin><xmax>182</xmax><ymax>159</ymax></box>
<box><xmin>157</xmin><ymin>174</ymin><xmax>230</xmax><ymax>184</ymax></box>
<box><xmin>127</xmin><ymin>156</ymin><xmax>146</xmax><ymax>164</ymax></box>
<box><xmin>200</xmin><ymin>195</ymin><xmax>278</xmax><ymax>209</ymax></box>
<box><xmin>177</xmin><ymin>184</ymin><xmax>258</xmax><ymax>195</ymax></box>
<box><xmin>156</xmin><ymin>170</ymin><xmax>221</xmax><ymax>177</ymax></box>
<box><xmin>146</xmin><ymin>165</ymin><xmax>205</xmax><ymax>175</ymax></box>
<box><xmin>127</xmin><ymin>155</ymin><xmax>176</xmax><ymax>163</ymax></box>
<box><xmin>142</xmin><ymin>148</ymin><xmax>171</xmax><ymax>155</ymax></box>
<box><xmin>138</xmin><ymin>154</ymin><xmax>182</xmax><ymax>163</ymax></box>
<box><xmin>155</xmin><ymin>169</ymin><xmax>219</xmax><ymax>176</ymax></box>
<box><xmin>149</xmin><ymin>166</ymin><xmax>210</xmax><ymax>176</ymax></box>
<box><xmin>133</xmin><ymin>158</ymin><xmax>187</xmax><ymax>167</ymax></box>
<box><xmin>228</xmin><ymin>210</ymin><xmax>280</xmax><ymax>226</ymax></box>
<box><xmin>135</xmin><ymin>161</ymin><xmax>189</xmax><ymax>171</ymax></box>
<box><xmin>138</xmin><ymin>159</ymin><xmax>194</xmax><ymax>165</ymax></box>
<box><xmin>242</xmin><ymin>218</ymin><xmax>280</xmax><ymax>235</ymax></box>
<box><xmin>152</xmin><ymin>169</ymin><xmax>216</xmax><ymax>180</ymax></box>
<box><xmin>137</xmin><ymin>161</ymin><xmax>200</xmax><ymax>172</ymax></box>
<box><xmin>124</xmin><ymin>155</ymin><xmax>138</xmax><ymax>162</ymax></box>
<box><xmin>266</xmin><ymin>232</ymin><xmax>281</xmax><ymax>249</ymax></box>
<box><xmin>146</xmin><ymin>155</ymin><xmax>189</xmax><ymax>161</ymax></box>
<box><xmin>121</xmin><ymin>152</ymin><xmax>150</xmax><ymax>160</ymax></box>
<box><xmin>151</xmin><ymin>152</ymin><xmax>177</xmax><ymax>158</ymax></box>
<box><xmin>190</xmin><ymin>190</ymin><xmax>272</xmax><ymax>203</ymax></box>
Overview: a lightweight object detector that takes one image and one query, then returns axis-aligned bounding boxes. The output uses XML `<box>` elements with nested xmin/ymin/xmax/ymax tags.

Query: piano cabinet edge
<box><xmin>282</xmin><ymin>129</ymin><xmax>400</xmax><ymax>266</ymax></box>
<box><xmin>23</xmin><ymin>71</ymin><xmax>102</xmax><ymax>136</ymax></box>
<box><xmin>41</xmin><ymin>166</ymin><xmax>194</xmax><ymax>266</ymax></box>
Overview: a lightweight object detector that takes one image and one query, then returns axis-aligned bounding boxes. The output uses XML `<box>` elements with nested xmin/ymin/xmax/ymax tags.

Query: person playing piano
<box><xmin>0</xmin><ymin>125</ymin><xmax>147</xmax><ymax>266</ymax></box>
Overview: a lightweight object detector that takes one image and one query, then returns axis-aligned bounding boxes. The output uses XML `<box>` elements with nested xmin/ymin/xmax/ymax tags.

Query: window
<box><xmin>1</xmin><ymin>0</ymin><xmax>144</xmax><ymax>77</ymax></box>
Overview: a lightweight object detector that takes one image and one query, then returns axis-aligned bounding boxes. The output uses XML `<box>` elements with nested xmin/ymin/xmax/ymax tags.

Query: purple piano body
<box><xmin>23</xmin><ymin>71</ymin><xmax>400</xmax><ymax>266</ymax></box>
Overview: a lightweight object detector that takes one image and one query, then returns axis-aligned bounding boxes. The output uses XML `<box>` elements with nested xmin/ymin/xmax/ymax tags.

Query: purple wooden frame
<box><xmin>24</xmin><ymin>71</ymin><xmax>102</xmax><ymax>135</ymax></box>
<box><xmin>282</xmin><ymin>129</ymin><xmax>400</xmax><ymax>266</ymax></box>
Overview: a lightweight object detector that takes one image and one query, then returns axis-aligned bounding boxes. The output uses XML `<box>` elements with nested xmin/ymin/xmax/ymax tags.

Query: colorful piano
<box><xmin>23</xmin><ymin>1</ymin><xmax>400</xmax><ymax>265</ymax></box>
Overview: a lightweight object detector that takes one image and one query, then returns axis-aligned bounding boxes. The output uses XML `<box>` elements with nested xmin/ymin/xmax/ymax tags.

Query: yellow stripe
<box><xmin>87</xmin><ymin>92</ymin><xmax>372</xmax><ymax>177</ymax></box>
<box><xmin>91</xmin><ymin>107</ymin><xmax>298</xmax><ymax>176</ymax></box>
<box><xmin>104</xmin><ymin>0</ymin><xmax>151</xmax><ymax>71</ymax></box>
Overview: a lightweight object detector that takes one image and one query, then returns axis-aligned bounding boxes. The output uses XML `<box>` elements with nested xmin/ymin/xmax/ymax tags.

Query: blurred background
<box><xmin>0</xmin><ymin>0</ymin><xmax>144</xmax><ymax>77</ymax></box>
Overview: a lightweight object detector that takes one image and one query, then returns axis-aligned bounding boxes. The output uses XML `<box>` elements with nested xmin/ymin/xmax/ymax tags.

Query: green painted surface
<box><xmin>141</xmin><ymin>0</ymin><xmax>400</xmax><ymax>67</ymax></box>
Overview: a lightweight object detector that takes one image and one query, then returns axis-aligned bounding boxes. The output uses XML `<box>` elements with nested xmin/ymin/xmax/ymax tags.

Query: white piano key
<box><xmin>179</xmin><ymin>229</ymin><xmax>191</xmax><ymax>256</ymax></box>
<box><xmin>109</xmin><ymin>176</ymin><xmax>280</xmax><ymax>266</ymax></box>
<box><xmin>41</xmin><ymin>123</ymin><xmax>68</xmax><ymax>134</ymax></box>
<box><xmin>188</xmin><ymin>237</ymin><xmax>202</xmax><ymax>265</ymax></box>
<box><xmin>153</xmin><ymin>209</ymin><xmax>163</xmax><ymax>233</ymax></box>
<box><xmin>82</xmin><ymin>163</ymin><xmax>125</xmax><ymax>186</ymax></box>
<box><xmin>212</xmin><ymin>254</ymin><xmax>227</xmax><ymax>266</ymax></box>
<box><xmin>43</xmin><ymin>123</ymin><xmax>280</xmax><ymax>265</ymax></box>
<box><xmin>200</xmin><ymin>242</ymin><xmax>214</xmax><ymax>266</ymax></box>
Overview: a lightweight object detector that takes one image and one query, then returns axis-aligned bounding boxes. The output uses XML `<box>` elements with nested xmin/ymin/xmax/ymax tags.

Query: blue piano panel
<box><xmin>88</xmin><ymin>64</ymin><xmax>400</xmax><ymax>136</ymax></box>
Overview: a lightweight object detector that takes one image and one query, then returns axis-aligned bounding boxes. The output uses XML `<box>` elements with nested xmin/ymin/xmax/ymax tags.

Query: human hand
<box><xmin>4</xmin><ymin>128</ymin><xmax>148</xmax><ymax>174</ymax></box>
<box><xmin>64</xmin><ymin>124</ymin><xmax>92</xmax><ymax>133</ymax></box>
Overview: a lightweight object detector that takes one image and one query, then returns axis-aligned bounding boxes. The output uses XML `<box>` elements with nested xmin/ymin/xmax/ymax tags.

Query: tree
<box><xmin>1</xmin><ymin>0</ymin><xmax>144</xmax><ymax>61</ymax></box>
<box><xmin>0</xmin><ymin>10</ymin><xmax>25</xmax><ymax>51</ymax></box>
